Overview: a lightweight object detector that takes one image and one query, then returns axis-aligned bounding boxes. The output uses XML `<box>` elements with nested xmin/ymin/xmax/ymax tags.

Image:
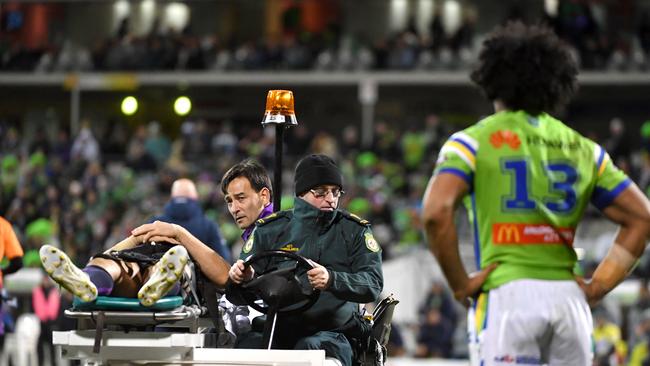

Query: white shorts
<box><xmin>468</xmin><ymin>279</ymin><xmax>593</xmax><ymax>366</ymax></box>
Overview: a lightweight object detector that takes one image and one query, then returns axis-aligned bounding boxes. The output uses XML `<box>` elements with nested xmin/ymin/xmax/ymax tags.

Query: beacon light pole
<box><xmin>261</xmin><ymin>90</ymin><xmax>298</xmax><ymax>213</ymax></box>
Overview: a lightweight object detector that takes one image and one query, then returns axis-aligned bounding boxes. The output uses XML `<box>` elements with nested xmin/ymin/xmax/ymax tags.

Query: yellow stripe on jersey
<box><xmin>474</xmin><ymin>292</ymin><xmax>488</xmax><ymax>337</ymax></box>
<box><xmin>593</xmin><ymin>144</ymin><xmax>610</xmax><ymax>177</ymax></box>
<box><xmin>443</xmin><ymin>141</ymin><xmax>476</xmax><ymax>170</ymax></box>
<box><xmin>598</xmin><ymin>153</ymin><xmax>610</xmax><ymax>177</ymax></box>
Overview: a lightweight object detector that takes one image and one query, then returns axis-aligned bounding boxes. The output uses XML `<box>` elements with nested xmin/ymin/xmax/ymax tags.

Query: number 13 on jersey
<box><xmin>501</xmin><ymin>158</ymin><xmax>578</xmax><ymax>214</ymax></box>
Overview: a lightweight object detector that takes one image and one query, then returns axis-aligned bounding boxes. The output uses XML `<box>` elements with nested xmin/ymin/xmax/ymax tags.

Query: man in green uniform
<box><xmin>421</xmin><ymin>22</ymin><xmax>650</xmax><ymax>365</ymax></box>
<box><xmin>229</xmin><ymin>154</ymin><xmax>383</xmax><ymax>366</ymax></box>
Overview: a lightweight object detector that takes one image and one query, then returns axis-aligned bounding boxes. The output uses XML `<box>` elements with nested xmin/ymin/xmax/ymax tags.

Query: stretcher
<box><xmin>53</xmin><ymin>251</ymin><xmax>397</xmax><ymax>366</ymax></box>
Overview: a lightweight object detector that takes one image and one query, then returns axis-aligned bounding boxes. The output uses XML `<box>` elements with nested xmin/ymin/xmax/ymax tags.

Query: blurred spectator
<box><xmin>1</xmin><ymin>154</ymin><xmax>20</xmax><ymax>212</ymax></box>
<box><xmin>0</xmin><ymin>216</ymin><xmax>24</xmax><ymax>336</ymax></box>
<box><xmin>71</xmin><ymin>125</ymin><xmax>101</xmax><ymax>164</ymax></box>
<box><xmin>429</xmin><ymin>8</ymin><xmax>446</xmax><ymax>54</ymax></box>
<box><xmin>310</xmin><ymin>131</ymin><xmax>339</xmax><ymax>158</ymax></box>
<box><xmin>449</xmin><ymin>8</ymin><xmax>477</xmax><ymax>54</ymax></box>
<box><xmin>211</xmin><ymin>122</ymin><xmax>238</xmax><ymax>157</ymax></box>
<box><xmin>415</xmin><ymin>307</ymin><xmax>454</xmax><ymax>358</ymax></box>
<box><xmin>388</xmin><ymin>32</ymin><xmax>419</xmax><ymax>70</ymax></box>
<box><xmin>151</xmin><ymin>178</ymin><xmax>230</xmax><ymax>262</ymax></box>
<box><xmin>0</xmin><ymin>127</ymin><xmax>21</xmax><ymax>155</ymax></box>
<box><xmin>593</xmin><ymin>307</ymin><xmax>627</xmax><ymax>366</ymax></box>
<box><xmin>126</xmin><ymin>126</ymin><xmax>157</xmax><ymax>172</ymax></box>
<box><xmin>630</xmin><ymin>309</ymin><xmax>650</xmax><ymax>366</ymax></box>
<box><xmin>386</xmin><ymin>323</ymin><xmax>406</xmax><ymax>357</ymax></box>
<box><xmin>144</xmin><ymin>121</ymin><xmax>172</xmax><ymax>166</ymax></box>
<box><xmin>29</xmin><ymin>130</ymin><xmax>50</xmax><ymax>155</ymax></box>
<box><xmin>51</xmin><ymin>129</ymin><xmax>71</xmax><ymax>165</ymax></box>
<box><xmin>416</xmin><ymin>282</ymin><xmax>457</xmax><ymax>358</ymax></box>
<box><xmin>371</xmin><ymin>122</ymin><xmax>400</xmax><ymax>160</ymax></box>
<box><xmin>401</xmin><ymin>126</ymin><xmax>427</xmax><ymax>172</ymax></box>
<box><xmin>605</xmin><ymin>117</ymin><xmax>631</xmax><ymax>166</ymax></box>
<box><xmin>24</xmin><ymin>218</ymin><xmax>56</xmax><ymax>261</ymax></box>
<box><xmin>640</xmin><ymin>11</ymin><xmax>650</xmax><ymax>57</ymax></box>
<box><xmin>629</xmin><ymin>280</ymin><xmax>650</xmax><ymax>346</ymax></box>
<box><xmin>32</xmin><ymin>276</ymin><xmax>60</xmax><ymax>365</ymax></box>
<box><xmin>339</xmin><ymin>126</ymin><xmax>361</xmax><ymax>158</ymax></box>
<box><xmin>286</xmin><ymin>125</ymin><xmax>313</xmax><ymax>157</ymax></box>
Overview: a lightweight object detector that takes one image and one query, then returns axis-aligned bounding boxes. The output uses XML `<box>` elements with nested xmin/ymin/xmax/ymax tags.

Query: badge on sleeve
<box><xmin>364</xmin><ymin>231</ymin><xmax>380</xmax><ymax>252</ymax></box>
<box><xmin>243</xmin><ymin>228</ymin><xmax>255</xmax><ymax>254</ymax></box>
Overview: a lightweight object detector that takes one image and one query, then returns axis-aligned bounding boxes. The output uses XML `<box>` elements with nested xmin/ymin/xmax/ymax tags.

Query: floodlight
<box><xmin>121</xmin><ymin>96</ymin><xmax>138</xmax><ymax>116</ymax></box>
<box><xmin>174</xmin><ymin>96</ymin><xmax>192</xmax><ymax>116</ymax></box>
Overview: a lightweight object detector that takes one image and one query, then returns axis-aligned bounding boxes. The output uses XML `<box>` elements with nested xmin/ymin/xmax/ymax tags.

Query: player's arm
<box><xmin>421</xmin><ymin>173</ymin><xmax>496</xmax><ymax>304</ymax></box>
<box><xmin>103</xmin><ymin>235</ymin><xmax>141</xmax><ymax>253</ymax></box>
<box><xmin>175</xmin><ymin>226</ymin><xmax>231</xmax><ymax>286</ymax></box>
<box><xmin>584</xmin><ymin>183</ymin><xmax>650</xmax><ymax>303</ymax></box>
<box><xmin>2</xmin><ymin>218</ymin><xmax>24</xmax><ymax>276</ymax></box>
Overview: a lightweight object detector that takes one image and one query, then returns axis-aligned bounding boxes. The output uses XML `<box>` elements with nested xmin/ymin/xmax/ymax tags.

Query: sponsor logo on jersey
<box><xmin>493</xmin><ymin>223</ymin><xmax>575</xmax><ymax>245</ymax></box>
<box><xmin>494</xmin><ymin>354</ymin><xmax>515</xmax><ymax>363</ymax></box>
<box><xmin>490</xmin><ymin>130</ymin><xmax>521</xmax><ymax>150</ymax></box>
<box><xmin>495</xmin><ymin>224</ymin><xmax>520</xmax><ymax>243</ymax></box>
<box><xmin>527</xmin><ymin>135</ymin><xmax>580</xmax><ymax>150</ymax></box>
<box><xmin>494</xmin><ymin>354</ymin><xmax>542</xmax><ymax>364</ymax></box>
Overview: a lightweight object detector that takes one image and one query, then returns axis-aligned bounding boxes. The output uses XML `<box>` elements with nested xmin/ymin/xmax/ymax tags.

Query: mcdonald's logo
<box><xmin>492</xmin><ymin>223</ymin><xmax>576</xmax><ymax>246</ymax></box>
<box><xmin>494</xmin><ymin>224</ymin><xmax>521</xmax><ymax>243</ymax></box>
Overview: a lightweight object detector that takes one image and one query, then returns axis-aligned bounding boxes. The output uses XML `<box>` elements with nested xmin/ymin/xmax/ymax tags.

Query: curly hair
<box><xmin>470</xmin><ymin>21</ymin><xmax>578</xmax><ymax>116</ymax></box>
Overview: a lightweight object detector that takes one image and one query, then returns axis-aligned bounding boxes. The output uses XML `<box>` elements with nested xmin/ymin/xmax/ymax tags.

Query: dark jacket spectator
<box><xmin>151</xmin><ymin>179</ymin><xmax>230</xmax><ymax>262</ymax></box>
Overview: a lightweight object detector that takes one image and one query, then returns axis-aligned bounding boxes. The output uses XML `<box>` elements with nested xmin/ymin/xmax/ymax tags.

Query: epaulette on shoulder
<box><xmin>255</xmin><ymin>211</ymin><xmax>290</xmax><ymax>226</ymax></box>
<box><xmin>341</xmin><ymin>211</ymin><xmax>371</xmax><ymax>227</ymax></box>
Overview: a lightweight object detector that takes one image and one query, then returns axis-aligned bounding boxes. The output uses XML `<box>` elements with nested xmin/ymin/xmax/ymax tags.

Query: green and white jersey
<box><xmin>434</xmin><ymin>110</ymin><xmax>630</xmax><ymax>290</ymax></box>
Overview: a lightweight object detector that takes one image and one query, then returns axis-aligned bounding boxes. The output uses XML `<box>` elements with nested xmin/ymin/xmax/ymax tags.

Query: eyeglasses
<box><xmin>310</xmin><ymin>187</ymin><xmax>345</xmax><ymax>199</ymax></box>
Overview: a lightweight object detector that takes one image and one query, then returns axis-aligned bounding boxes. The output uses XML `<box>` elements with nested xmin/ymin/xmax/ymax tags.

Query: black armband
<box><xmin>3</xmin><ymin>257</ymin><xmax>23</xmax><ymax>276</ymax></box>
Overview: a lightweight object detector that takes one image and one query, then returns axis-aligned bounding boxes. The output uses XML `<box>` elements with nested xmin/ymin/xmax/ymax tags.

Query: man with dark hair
<box><xmin>153</xmin><ymin>178</ymin><xmax>230</xmax><ymax>262</ymax></box>
<box><xmin>421</xmin><ymin>22</ymin><xmax>650</xmax><ymax>365</ymax></box>
<box><xmin>229</xmin><ymin>154</ymin><xmax>383</xmax><ymax>366</ymax></box>
<box><xmin>220</xmin><ymin>158</ymin><xmax>274</xmax><ymax>242</ymax></box>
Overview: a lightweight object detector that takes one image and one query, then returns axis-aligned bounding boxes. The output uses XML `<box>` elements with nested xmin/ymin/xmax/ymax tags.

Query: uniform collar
<box><xmin>241</xmin><ymin>203</ymin><xmax>274</xmax><ymax>242</ymax></box>
<box><xmin>294</xmin><ymin>197</ymin><xmax>338</xmax><ymax>229</ymax></box>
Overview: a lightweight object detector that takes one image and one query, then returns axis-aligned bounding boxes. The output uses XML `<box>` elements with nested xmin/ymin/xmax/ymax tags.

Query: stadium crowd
<box><xmin>0</xmin><ymin>117</ymin><xmax>443</xmax><ymax>266</ymax></box>
<box><xmin>2</xmin><ymin>1</ymin><xmax>650</xmax><ymax>73</ymax></box>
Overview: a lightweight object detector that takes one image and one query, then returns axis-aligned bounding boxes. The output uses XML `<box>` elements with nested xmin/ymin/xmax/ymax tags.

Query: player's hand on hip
<box><xmin>455</xmin><ymin>262</ymin><xmax>499</xmax><ymax>307</ymax></box>
<box><xmin>229</xmin><ymin>259</ymin><xmax>254</xmax><ymax>284</ymax></box>
<box><xmin>575</xmin><ymin>276</ymin><xmax>606</xmax><ymax>307</ymax></box>
<box><xmin>306</xmin><ymin>259</ymin><xmax>330</xmax><ymax>290</ymax></box>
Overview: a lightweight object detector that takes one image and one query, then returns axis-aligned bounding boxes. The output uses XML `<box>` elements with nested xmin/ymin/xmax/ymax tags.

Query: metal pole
<box><xmin>70</xmin><ymin>84</ymin><xmax>81</xmax><ymax>135</ymax></box>
<box><xmin>273</xmin><ymin>125</ymin><xmax>284</xmax><ymax>212</ymax></box>
<box><xmin>361</xmin><ymin>102</ymin><xmax>375</xmax><ymax>149</ymax></box>
<box><xmin>359</xmin><ymin>79</ymin><xmax>377</xmax><ymax>149</ymax></box>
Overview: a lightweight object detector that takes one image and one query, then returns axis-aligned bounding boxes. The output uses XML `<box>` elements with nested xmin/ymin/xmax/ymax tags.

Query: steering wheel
<box><xmin>238</xmin><ymin>250</ymin><xmax>320</xmax><ymax>315</ymax></box>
